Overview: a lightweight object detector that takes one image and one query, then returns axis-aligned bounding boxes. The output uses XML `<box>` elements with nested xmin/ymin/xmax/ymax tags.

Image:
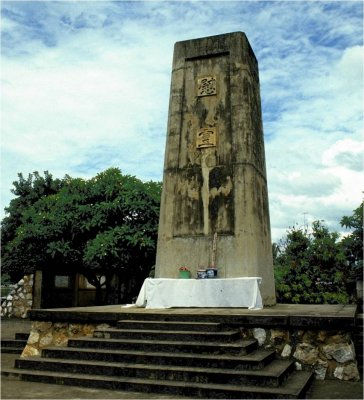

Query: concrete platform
<box><xmin>1</xmin><ymin>311</ymin><xmax>363</xmax><ymax>399</ymax></box>
<box><xmin>27</xmin><ymin>303</ymin><xmax>358</xmax><ymax>329</ymax></box>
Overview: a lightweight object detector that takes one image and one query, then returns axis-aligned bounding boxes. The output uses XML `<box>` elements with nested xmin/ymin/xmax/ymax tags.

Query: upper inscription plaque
<box><xmin>197</xmin><ymin>76</ymin><xmax>217</xmax><ymax>96</ymax></box>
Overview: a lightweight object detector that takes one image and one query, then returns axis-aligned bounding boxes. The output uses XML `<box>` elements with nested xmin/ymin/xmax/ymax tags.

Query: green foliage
<box><xmin>1</xmin><ymin>171</ymin><xmax>65</xmax><ymax>281</ymax></box>
<box><xmin>274</xmin><ymin>219</ymin><xmax>350</xmax><ymax>304</ymax></box>
<box><xmin>1</xmin><ymin>171</ymin><xmax>64</xmax><ymax>244</ymax></box>
<box><xmin>1</xmin><ymin>168</ymin><xmax>162</xmax><ymax>303</ymax></box>
<box><xmin>1</xmin><ymin>273</ymin><xmax>11</xmax><ymax>287</ymax></box>
<box><xmin>340</xmin><ymin>202</ymin><xmax>363</xmax><ymax>280</ymax></box>
<box><xmin>0</xmin><ymin>273</ymin><xmax>12</xmax><ymax>299</ymax></box>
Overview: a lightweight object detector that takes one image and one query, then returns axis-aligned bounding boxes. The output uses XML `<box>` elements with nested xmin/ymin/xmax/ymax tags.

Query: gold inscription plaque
<box><xmin>197</xmin><ymin>76</ymin><xmax>217</xmax><ymax>96</ymax></box>
<box><xmin>196</xmin><ymin>127</ymin><xmax>217</xmax><ymax>149</ymax></box>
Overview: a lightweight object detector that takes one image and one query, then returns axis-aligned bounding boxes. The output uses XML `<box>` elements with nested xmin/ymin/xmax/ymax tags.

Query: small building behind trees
<box><xmin>32</xmin><ymin>270</ymin><xmax>141</xmax><ymax>308</ymax></box>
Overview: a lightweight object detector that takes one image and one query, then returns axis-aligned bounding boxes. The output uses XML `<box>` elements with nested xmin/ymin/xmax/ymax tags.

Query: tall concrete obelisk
<box><xmin>155</xmin><ymin>32</ymin><xmax>276</xmax><ymax>306</ymax></box>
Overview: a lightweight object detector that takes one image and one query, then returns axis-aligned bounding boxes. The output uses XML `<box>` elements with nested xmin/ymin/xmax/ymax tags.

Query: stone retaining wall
<box><xmin>21</xmin><ymin>320</ymin><xmax>360</xmax><ymax>382</ymax></box>
<box><xmin>21</xmin><ymin>321</ymin><xmax>111</xmax><ymax>358</ymax></box>
<box><xmin>244</xmin><ymin>326</ymin><xmax>360</xmax><ymax>381</ymax></box>
<box><xmin>0</xmin><ymin>274</ymin><xmax>34</xmax><ymax>318</ymax></box>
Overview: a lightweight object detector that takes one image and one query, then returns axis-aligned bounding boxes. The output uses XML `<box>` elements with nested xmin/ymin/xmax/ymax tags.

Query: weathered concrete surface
<box><xmin>1</xmin><ymin>318</ymin><xmax>363</xmax><ymax>399</ymax></box>
<box><xmin>26</xmin><ymin>303</ymin><xmax>357</xmax><ymax>331</ymax></box>
<box><xmin>1</xmin><ymin>368</ymin><xmax>362</xmax><ymax>399</ymax></box>
<box><xmin>155</xmin><ymin>32</ymin><xmax>276</xmax><ymax>305</ymax></box>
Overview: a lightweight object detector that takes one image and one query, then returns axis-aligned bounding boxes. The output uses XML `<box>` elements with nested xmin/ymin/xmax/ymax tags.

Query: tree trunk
<box><xmin>94</xmin><ymin>281</ymin><xmax>103</xmax><ymax>305</ymax></box>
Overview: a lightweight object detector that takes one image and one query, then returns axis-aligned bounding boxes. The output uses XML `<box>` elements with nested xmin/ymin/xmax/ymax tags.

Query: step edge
<box><xmin>69</xmin><ymin>337</ymin><xmax>255</xmax><ymax>347</ymax></box>
<box><xmin>117</xmin><ymin>320</ymin><xmax>221</xmax><ymax>325</ymax></box>
<box><xmin>1</xmin><ymin>368</ymin><xmax>313</xmax><ymax>395</ymax></box>
<box><xmin>96</xmin><ymin>328</ymin><xmax>238</xmax><ymax>335</ymax></box>
<box><xmin>43</xmin><ymin>347</ymin><xmax>272</xmax><ymax>361</ymax></box>
<box><xmin>16</xmin><ymin>357</ymin><xmax>293</xmax><ymax>377</ymax></box>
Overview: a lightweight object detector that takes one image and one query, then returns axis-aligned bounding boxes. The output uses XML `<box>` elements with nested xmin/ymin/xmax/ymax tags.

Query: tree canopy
<box><xmin>1</xmin><ymin>171</ymin><xmax>65</xmax><ymax>246</ymax></box>
<box><xmin>1</xmin><ymin>168</ymin><xmax>161</xmax><ymax>303</ymax></box>
<box><xmin>274</xmin><ymin>202</ymin><xmax>363</xmax><ymax>305</ymax></box>
<box><xmin>340</xmin><ymin>202</ymin><xmax>363</xmax><ymax>280</ymax></box>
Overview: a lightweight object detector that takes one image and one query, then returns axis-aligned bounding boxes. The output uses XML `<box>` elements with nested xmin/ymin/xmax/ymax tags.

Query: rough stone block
<box><xmin>314</xmin><ymin>359</ymin><xmax>328</xmax><ymax>380</ymax></box>
<box><xmin>82</xmin><ymin>324</ymin><xmax>96</xmax><ymax>336</ymax></box>
<box><xmin>54</xmin><ymin>322</ymin><xmax>68</xmax><ymax>331</ymax></box>
<box><xmin>21</xmin><ymin>345</ymin><xmax>39</xmax><ymax>358</ymax></box>
<box><xmin>253</xmin><ymin>328</ymin><xmax>266</xmax><ymax>346</ymax></box>
<box><xmin>293</xmin><ymin>343</ymin><xmax>319</xmax><ymax>365</ymax></box>
<box><xmin>270</xmin><ymin>329</ymin><xmax>287</xmax><ymax>345</ymax></box>
<box><xmin>39</xmin><ymin>332</ymin><xmax>53</xmax><ymax>348</ymax></box>
<box><xmin>53</xmin><ymin>332</ymin><xmax>68</xmax><ymax>346</ymax></box>
<box><xmin>322</xmin><ymin>342</ymin><xmax>356</xmax><ymax>363</ymax></box>
<box><xmin>27</xmin><ymin>331</ymin><xmax>40</xmax><ymax>345</ymax></box>
<box><xmin>281</xmin><ymin>344</ymin><xmax>292</xmax><ymax>358</ymax></box>
<box><xmin>68</xmin><ymin>323</ymin><xmax>82</xmax><ymax>336</ymax></box>
<box><xmin>334</xmin><ymin>363</ymin><xmax>360</xmax><ymax>381</ymax></box>
<box><xmin>33</xmin><ymin>321</ymin><xmax>52</xmax><ymax>332</ymax></box>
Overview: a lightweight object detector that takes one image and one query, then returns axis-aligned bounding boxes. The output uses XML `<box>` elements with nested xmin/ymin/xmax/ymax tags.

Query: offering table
<box><xmin>135</xmin><ymin>277</ymin><xmax>263</xmax><ymax>309</ymax></box>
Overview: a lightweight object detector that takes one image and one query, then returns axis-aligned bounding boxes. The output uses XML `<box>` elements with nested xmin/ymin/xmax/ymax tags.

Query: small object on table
<box><xmin>178</xmin><ymin>266</ymin><xmax>191</xmax><ymax>279</ymax></box>
<box><xmin>197</xmin><ymin>269</ymin><xmax>207</xmax><ymax>279</ymax></box>
<box><xmin>206</xmin><ymin>268</ymin><xmax>218</xmax><ymax>278</ymax></box>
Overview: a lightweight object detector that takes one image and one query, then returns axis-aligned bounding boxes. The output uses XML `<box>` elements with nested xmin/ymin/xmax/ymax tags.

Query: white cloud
<box><xmin>264</xmin><ymin>37</ymin><xmax>363</xmax><ymax>241</ymax></box>
<box><xmin>322</xmin><ymin>138</ymin><xmax>364</xmax><ymax>169</ymax></box>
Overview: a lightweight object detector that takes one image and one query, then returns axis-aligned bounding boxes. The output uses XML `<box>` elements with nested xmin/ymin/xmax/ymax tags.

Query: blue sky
<box><xmin>1</xmin><ymin>0</ymin><xmax>363</xmax><ymax>242</ymax></box>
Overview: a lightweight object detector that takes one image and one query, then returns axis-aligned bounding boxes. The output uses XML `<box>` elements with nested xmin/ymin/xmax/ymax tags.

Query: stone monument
<box><xmin>155</xmin><ymin>32</ymin><xmax>276</xmax><ymax>306</ymax></box>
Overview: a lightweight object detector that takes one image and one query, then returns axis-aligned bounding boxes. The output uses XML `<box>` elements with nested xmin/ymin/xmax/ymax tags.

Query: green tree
<box><xmin>274</xmin><ymin>220</ymin><xmax>349</xmax><ymax>304</ymax></box>
<box><xmin>340</xmin><ymin>202</ymin><xmax>363</xmax><ymax>280</ymax></box>
<box><xmin>1</xmin><ymin>168</ymin><xmax>161</xmax><ymax>304</ymax></box>
<box><xmin>1</xmin><ymin>273</ymin><xmax>11</xmax><ymax>287</ymax></box>
<box><xmin>1</xmin><ymin>171</ymin><xmax>65</xmax><ymax>281</ymax></box>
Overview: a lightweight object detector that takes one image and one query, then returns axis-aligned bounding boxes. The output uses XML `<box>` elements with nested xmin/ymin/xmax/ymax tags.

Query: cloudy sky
<box><xmin>1</xmin><ymin>0</ymin><xmax>363</xmax><ymax>242</ymax></box>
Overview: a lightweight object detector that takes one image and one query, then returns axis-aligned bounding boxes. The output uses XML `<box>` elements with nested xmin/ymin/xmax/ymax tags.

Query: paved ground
<box><xmin>1</xmin><ymin>318</ymin><xmax>363</xmax><ymax>399</ymax></box>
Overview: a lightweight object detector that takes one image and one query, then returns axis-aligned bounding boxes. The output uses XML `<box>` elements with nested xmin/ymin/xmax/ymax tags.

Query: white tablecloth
<box><xmin>135</xmin><ymin>277</ymin><xmax>263</xmax><ymax>310</ymax></box>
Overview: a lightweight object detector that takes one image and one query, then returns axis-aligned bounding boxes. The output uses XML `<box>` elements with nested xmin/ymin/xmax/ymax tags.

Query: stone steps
<box><xmin>117</xmin><ymin>319</ymin><xmax>223</xmax><ymax>331</ymax></box>
<box><xmin>94</xmin><ymin>327</ymin><xmax>241</xmax><ymax>342</ymax></box>
<box><xmin>2</xmin><ymin>317</ymin><xmax>314</xmax><ymax>398</ymax></box>
<box><xmin>2</xmin><ymin>368</ymin><xmax>314</xmax><ymax>398</ymax></box>
<box><xmin>41</xmin><ymin>346</ymin><xmax>276</xmax><ymax>369</ymax></box>
<box><xmin>1</xmin><ymin>346</ymin><xmax>25</xmax><ymax>355</ymax></box>
<box><xmin>15</xmin><ymin>333</ymin><xmax>30</xmax><ymax>341</ymax></box>
<box><xmin>1</xmin><ymin>339</ymin><xmax>27</xmax><ymax>349</ymax></box>
<box><xmin>68</xmin><ymin>336</ymin><xmax>258</xmax><ymax>354</ymax></box>
<box><xmin>15</xmin><ymin>357</ymin><xmax>295</xmax><ymax>386</ymax></box>
<box><xmin>1</xmin><ymin>333</ymin><xmax>29</xmax><ymax>354</ymax></box>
